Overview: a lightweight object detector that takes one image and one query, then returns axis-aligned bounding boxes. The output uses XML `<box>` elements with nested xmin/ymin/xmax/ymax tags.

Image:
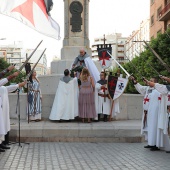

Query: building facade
<box><xmin>25</xmin><ymin>49</ymin><xmax>47</xmax><ymax>76</ymax></box>
<box><xmin>150</xmin><ymin>0</ymin><xmax>170</xmax><ymax>39</ymax></box>
<box><xmin>126</xmin><ymin>19</ymin><xmax>150</xmax><ymax>60</ymax></box>
<box><xmin>0</xmin><ymin>41</ymin><xmax>23</xmax><ymax>69</ymax></box>
<box><xmin>91</xmin><ymin>33</ymin><xmax>127</xmax><ymax>66</ymax></box>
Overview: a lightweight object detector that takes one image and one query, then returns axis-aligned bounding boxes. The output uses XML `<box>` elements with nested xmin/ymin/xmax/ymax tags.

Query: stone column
<box><xmin>51</xmin><ymin>0</ymin><xmax>92</xmax><ymax>74</ymax></box>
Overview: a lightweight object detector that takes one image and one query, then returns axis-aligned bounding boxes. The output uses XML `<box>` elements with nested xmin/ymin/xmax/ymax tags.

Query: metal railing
<box><xmin>159</xmin><ymin>3</ymin><xmax>170</xmax><ymax>19</ymax></box>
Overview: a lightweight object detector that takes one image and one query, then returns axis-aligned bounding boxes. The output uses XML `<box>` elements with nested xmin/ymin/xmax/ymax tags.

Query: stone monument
<box><xmin>51</xmin><ymin>0</ymin><xmax>92</xmax><ymax>75</ymax></box>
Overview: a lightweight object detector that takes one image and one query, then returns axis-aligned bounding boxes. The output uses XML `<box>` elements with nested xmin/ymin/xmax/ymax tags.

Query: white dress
<box><xmin>27</xmin><ymin>79</ymin><xmax>42</xmax><ymax>121</ymax></box>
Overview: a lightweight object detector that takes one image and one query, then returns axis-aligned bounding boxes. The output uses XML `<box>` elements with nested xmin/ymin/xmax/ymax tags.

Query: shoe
<box><xmin>104</xmin><ymin>115</ymin><xmax>108</xmax><ymax>122</ymax></box>
<box><xmin>144</xmin><ymin>145</ymin><xmax>154</xmax><ymax>148</ymax></box>
<box><xmin>0</xmin><ymin>148</ymin><xmax>5</xmax><ymax>152</ymax></box>
<box><xmin>98</xmin><ymin>114</ymin><xmax>101</xmax><ymax>122</ymax></box>
<box><xmin>150</xmin><ymin>147</ymin><xmax>160</xmax><ymax>151</ymax></box>
<box><xmin>0</xmin><ymin>144</ymin><xmax>10</xmax><ymax>149</ymax></box>
<box><xmin>166</xmin><ymin>151</ymin><xmax>170</xmax><ymax>153</ymax></box>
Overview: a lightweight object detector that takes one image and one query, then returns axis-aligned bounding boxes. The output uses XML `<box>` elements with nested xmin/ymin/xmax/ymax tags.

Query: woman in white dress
<box><xmin>27</xmin><ymin>71</ymin><xmax>42</xmax><ymax>121</ymax></box>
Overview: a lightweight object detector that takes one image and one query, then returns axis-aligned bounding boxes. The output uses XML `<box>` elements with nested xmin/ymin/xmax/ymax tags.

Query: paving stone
<box><xmin>0</xmin><ymin>142</ymin><xmax>170</xmax><ymax>170</ymax></box>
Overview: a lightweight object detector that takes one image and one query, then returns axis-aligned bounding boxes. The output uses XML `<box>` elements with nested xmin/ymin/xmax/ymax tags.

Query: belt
<box><xmin>98</xmin><ymin>93</ymin><xmax>110</xmax><ymax>98</ymax></box>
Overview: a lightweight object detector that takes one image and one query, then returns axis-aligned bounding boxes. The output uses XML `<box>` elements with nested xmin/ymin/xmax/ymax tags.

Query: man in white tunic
<box><xmin>49</xmin><ymin>69</ymin><xmax>79</xmax><ymax>121</ymax></box>
<box><xmin>147</xmin><ymin>76</ymin><xmax>170</xmax><ymax>153</ymax></box>
<box><xmin>0</xmin><ymin>81</ymin><xmax>26</xmax><ymax>151</ymax></box>
<box><xmin>0</xmin><ymin>70</ymin><xmax>20</xmax><ymax>152</ymax></box>
<box><xmin>131</xmin><ymin>76</ymin><xmax>160</xmax><ymax>150</ymax></box>
<box><xmin>95</xmin><ymin>71</ymin><xmax>119</xmax><ymax>122</ymax></box>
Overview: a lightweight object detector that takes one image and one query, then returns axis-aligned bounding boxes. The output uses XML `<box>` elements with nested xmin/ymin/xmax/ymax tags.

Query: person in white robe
<box><xmin>95</xmin><ymin>71</ymin><xmax>119</xmax><ymax>122</ymax></box>
<box><xmin>147</xmin><ymin>76</ymin><xmax>170</xmax><ymax>152</ymax></box>
<box><xmin>0</xmin><ymin>81</ymin><xmax>26</xmax><ymax>151</ymax></box>
<box><xmin>131</xmin><ymin>77</ymin><xmax>160</xmax><ymax>150</ymax></box>
<box><xmin>72</xmin><ymin>49</ymin><xmax>100</xmax><ymax>83</ymax></box>
<box><xmin>49</xmin><ymin>69</ymin><xmax>79</xmax><ymax>121</ymax></box>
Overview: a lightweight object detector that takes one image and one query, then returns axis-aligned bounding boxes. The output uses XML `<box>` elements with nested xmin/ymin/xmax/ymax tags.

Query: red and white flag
<box><xmin>0</xmin><ymin>0</ymin><xmax>60</xmax><ymax>39</ymax></box>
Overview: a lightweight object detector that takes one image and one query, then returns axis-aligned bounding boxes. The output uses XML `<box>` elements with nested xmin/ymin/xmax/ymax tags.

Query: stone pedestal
<box><xmin>39</xmin><ymin>0</ymin><xmax>100</xmax><ymax>94</ymax></box>
<box><xmin>51</xmin><ymin>0</ymin><xmax>91</xmax><ymax>73</ymax></box>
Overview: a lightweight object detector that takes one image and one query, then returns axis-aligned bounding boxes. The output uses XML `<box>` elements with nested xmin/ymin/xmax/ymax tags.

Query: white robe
<box><xmin>49</xmin><ymin>78</ymin><xmax>79</xmax><ymax>120</ymax></box>
<box><xmin>0</xmin><ymin>84</ymin><xmax>19</xmax><ymax>138</ymax></box>
<box><xmin>154</xmin><ymin>83</ymin><xmax>170</xmax><ymax>151</ymax></box>
<box><xmin>0</xmin><ymin>78</ymin><xmax>8</xmax><ymax>86</ymax></box>
<box><xmin>135</xmin><ymin>83</ymin><xmax>160</xmax><ymax>146</ymax></box>
<box><xmin>95</xmin><ymin>83</ymin><xmax>120</xmax><ymax>117</ymax></box>
<box><xmin>84</xmin><ymin>57</ymin><xmax>100</xmax><ymax>84</ymax></box>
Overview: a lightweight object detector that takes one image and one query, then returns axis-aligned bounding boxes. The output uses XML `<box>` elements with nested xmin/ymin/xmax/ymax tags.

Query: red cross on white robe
<box><xmin>144</xmin><ymin>96</ymin><xmax>149</xmax><ymax>104</ymax></box>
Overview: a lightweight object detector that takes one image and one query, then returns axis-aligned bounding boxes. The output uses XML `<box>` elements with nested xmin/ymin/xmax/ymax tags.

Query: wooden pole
<box><xmin>109</xmin><ymin>100</ymin><xmax>114</xmax><ymax>122</ymax></box>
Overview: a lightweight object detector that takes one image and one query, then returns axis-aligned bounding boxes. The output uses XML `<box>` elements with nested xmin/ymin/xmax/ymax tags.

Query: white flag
<box><xmin>0</xmin><ymin>0</ymin><xmax>60</xmax><ymax>39</ymax></box>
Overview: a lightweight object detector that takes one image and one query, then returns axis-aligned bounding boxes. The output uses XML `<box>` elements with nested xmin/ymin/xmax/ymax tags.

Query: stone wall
<box><xmin>9</xmin><ymin>93</ymin><xmax>143</xmax><ymax>120</ymax></box>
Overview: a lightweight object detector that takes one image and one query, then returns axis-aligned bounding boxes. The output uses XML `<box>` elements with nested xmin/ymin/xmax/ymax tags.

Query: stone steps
<box><xmin>9</xmin><ymin>119</ymin><xmax>144</xmax><ymax>143</ymax></box>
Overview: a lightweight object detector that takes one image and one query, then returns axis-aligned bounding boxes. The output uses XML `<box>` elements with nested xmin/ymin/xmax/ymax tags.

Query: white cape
<box><xmin>0</xmin><ymin>84</ymin><xmax>18</xmax><ymax>135</ymax></box>
<box><xmin>49</xmin><ymin>78</ymin><xmax>79</xmax><ymax>120</ymax></box>
<box><xmin>84</xmin><ymin>57</ymin><xmax>100</xmax><ymax>84</ymax></box>
<box><xmin>0</xmin><ymin>78</ymin><xmax>8</xmax><ymax>86</ymax></box>
<box><xmin>154</xmin><ymin>83</ymin><xmax>170</xmax><ymax>150</ymax></box>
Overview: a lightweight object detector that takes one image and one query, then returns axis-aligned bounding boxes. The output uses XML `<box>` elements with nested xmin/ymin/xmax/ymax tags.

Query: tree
<box><xmin>113</xmin><ymin>29</ymin><xmax>170</xmax><ymax>93</ymax></box>
<box><xmin>0</xmin><ymin>58</ymin><xmax>26</xmax><ymax>86</ymax></box>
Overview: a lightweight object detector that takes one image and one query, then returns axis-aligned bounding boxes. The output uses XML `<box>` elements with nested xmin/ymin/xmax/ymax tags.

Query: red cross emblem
<box><xmin>144</xmin><ymin>96</ymin><xmax>149</xmax><ymax>104</ymax></box>
<box><xmin>101</xmin><ymin>86</ymin><xmax>107</xmax><ymax>92</ymax></box>
<box><xmin>99</xmin><ymin>51</ymin><xmax>110</xmax><ymax>66</ymax></box>
<box><xmin>108</xmin><ymin>80</ymin><xmax>116</xmax><ymax>89</ymax></box>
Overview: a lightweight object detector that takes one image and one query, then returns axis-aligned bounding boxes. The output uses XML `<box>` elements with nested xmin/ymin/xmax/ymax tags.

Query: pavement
<box><xmin>0</xmin><ymin>142</ymin><xmax>170</xmax><ymax>170</ymax></box>
<box><xmin>9</xmin><ymin>119</ymin><xmax>143</xmax><ymax>143</ymax></box>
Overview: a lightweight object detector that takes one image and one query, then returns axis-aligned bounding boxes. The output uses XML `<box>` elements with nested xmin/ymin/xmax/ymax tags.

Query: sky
<box><xmin>0</xmin><ymin>0</ymin><xmax>150</xmax><ymax>66</ymax></box>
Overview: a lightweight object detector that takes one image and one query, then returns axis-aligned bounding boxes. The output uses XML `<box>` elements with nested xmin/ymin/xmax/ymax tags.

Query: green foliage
<box><xmin>114</xmin><ymin>29</ymin><xmax>170</xmax><ymax>93</ymax></box>
<box><xmin>0</xmin><ymin>58</ymin><xmax>26</xmax><ymax>86</ymax></box>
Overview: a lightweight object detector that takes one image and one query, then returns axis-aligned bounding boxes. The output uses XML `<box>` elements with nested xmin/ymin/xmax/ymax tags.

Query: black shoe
<box><xmin>0</xmin><ymin>148</ymin><xmax>5</xmax><ymax>152</ymax></box>
<box><xmin>150</xmin><ymin>147</ymin><xmax>160</xmax><ymax>151</ymax></box>
<box><xmin>166</xmin><ymin>151</ymin><xmax>170</xmax><ymax>153</ymax></box>
<box><xmin>98</xmin><ymin>114</ymin><xmax>101</xmax><ymax>122</ymax></box>
<box><xmin>104</xmin><ymin>115</ymin><xmax>108</xmax><ymax>122</ymax></box>
<box><xmin>0</xmin><ymin>144</ymin><xmax>10</xmax><ymax>149</ymax></box>
<box><xmin>144</xmin><ymin>145</ymin><xmax>154</xmax><ymax>148</ymax></box>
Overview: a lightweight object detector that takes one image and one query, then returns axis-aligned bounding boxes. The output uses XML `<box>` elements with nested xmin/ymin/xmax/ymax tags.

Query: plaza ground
<box><xmin>0</xmin><ymin>142</ymin><xmax>170</xmax><ymax>170</ymax></box>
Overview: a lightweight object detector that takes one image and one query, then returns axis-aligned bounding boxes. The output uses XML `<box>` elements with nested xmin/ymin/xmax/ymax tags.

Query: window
<box><xmin>150</xmin><ymin>15</ymin><xmax>154</xmax><ymax>26</ymax></box>
<box><xmin>157</xmin><ymin>6</ymin><xmax>162</xmax><ymax>19</ymax></box>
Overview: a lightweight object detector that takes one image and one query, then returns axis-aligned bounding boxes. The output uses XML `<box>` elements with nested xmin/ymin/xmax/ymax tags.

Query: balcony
<box><xmin>158</xmin><ymin>3</ymin><xmax>170</xmax><ymax>21</ymax></box>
